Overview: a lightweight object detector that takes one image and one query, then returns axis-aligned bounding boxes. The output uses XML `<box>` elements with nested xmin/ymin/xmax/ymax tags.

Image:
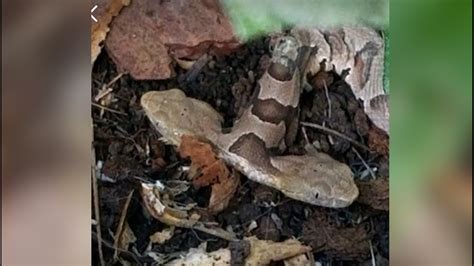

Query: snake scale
<box><xmin>141</xmin><ymin>26</ymin><xmax>385</xmax><ymax>208</ymax></box>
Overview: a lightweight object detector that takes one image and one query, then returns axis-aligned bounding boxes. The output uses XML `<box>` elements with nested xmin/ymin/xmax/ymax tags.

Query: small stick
<box><xmin>323</xmin><ymin>80</ymin><xmax>332</xmax><ymax>121</ymax></box>
<box><xmin>301</xmin><ymin>126</ymin><xmax>310</xmax><ymax>146</ymax></box>
<box><xmin>94</xmin><ymin>87</ymin><xmax>113</xmax><ymax>102</ymax></box>
<box><xmin>92</xmin><ymin>232</ymin><xmax>141</xmax><ymax>264</ymax></box>
<box><xmin>92</xmin><ymin>102</ymin><xmax>127</xmax><ymax>116</ymax></box>
<box><xmin>323</xmin><ymin>80</ymin><xmax>335</xmax><ymax>144</ymax></box>
<box><xmin>94</xmin><ymin>73</ymin><xmax>124</xmax><ymax>102</ymax></box>
<box><xmin>191</xmin><ymin>223</ymin><xmax>237</xmax><ymax>241</ymax></box>
<box><xmin>369</xmin><ymin>239</ymin><xmax>376</xmax><ymax>266</ymax></box>
<box><xmin>92</xmin><ymin>142</ymin><xmax>105</xmax><ymax>266</ymax></box>
<box><xmin>113</xmin><ymin>190</ymin><xmax>134</xmax><ymax>261</ymax></box>
<box><xmin>301</xmin><ymin>122</ymin><xmax>370</xmax><ymax>152</ymax></box>
<box><xmin>107</xmin><ymin>73</ymin><xmax>124</xmax><ymax>87</ymax></box>
<box><xmin>352</xmin><ymin>147</ymin><xmax>376</xmax><ymax>180</ymax></box>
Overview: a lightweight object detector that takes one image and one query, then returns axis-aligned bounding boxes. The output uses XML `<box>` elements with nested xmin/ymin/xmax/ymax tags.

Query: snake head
<box><xmin>270</xmin><ymin>153</ymin><xmax>359</xmax><ymax>208</ymax></box>
<box><xmin>141</xmin><ymin>89</ymin><xmax>223</xmax><ymax>146</ymax></box>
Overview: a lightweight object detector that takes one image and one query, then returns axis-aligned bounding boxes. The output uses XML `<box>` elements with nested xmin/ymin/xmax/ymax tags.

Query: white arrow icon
<box><xmin>91</xmin><ymin>5</ymin><xmax>98</xmax><ymax>22</ymax></box>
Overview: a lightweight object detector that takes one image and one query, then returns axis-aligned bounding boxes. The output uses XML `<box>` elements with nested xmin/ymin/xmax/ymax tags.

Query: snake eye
<box><xmin>315</xmin><ymin>192</ymin><xmax>319</xmax><ymax>199</ymax></box>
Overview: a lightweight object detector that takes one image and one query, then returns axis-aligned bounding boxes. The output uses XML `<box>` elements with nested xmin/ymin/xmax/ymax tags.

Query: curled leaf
<box><xmin>179</xmin><ymin>135</ymin><xmax>239</xmax><ymax>213</ymax></box>
<box><xmin>140</xmin><ymin>182</ymin><xmax>236</xmax><ymax>241</ymax></box>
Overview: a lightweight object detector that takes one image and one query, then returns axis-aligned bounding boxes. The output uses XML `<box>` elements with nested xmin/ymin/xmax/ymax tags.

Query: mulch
<box><xmin>92</xmin><ymin>36</ymin><xmax>389</xmax><ymax>265</ymax></box>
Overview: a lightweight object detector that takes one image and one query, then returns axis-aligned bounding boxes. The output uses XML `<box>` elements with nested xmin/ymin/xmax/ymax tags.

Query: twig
<box><xmin>92</xmin><ymin>142</ymin><xmax>105</xmax><ymax>266</ymax></box>
<box><xmin>323</xmin><ymin>80</ymin><xmax>335</xmax><ymax>144</ymax></box>
<box><xmin>107</xmin><ymin>73</ymin><xmax>124</xmax><ymax>87</ymax></box>
<box><xmin>190</xmin><ymin>228</ymin><xmax>218</xmax><ymax>242</ymax></box>
<box><xmin>192</xmin><ymin>223</ymin><xmax>237</xmax><ymax>241</ymax></box>
<box><xmin>113</xmin><ymin>190</ymin><xmax>135</xmax><ymax>261</ymax></box>
<box><xmin>301</xmin><ymin>126</ymin><xmax>310</xmax><ymax>146</ymax></box>
<box><xmin>92</xmin><ymin>232</ymin><xmax>141</xmax><ymax>264</ymax></box>
<box><xmin>301</xmin><ymin>122</ymin><xmax>370</xmax><ymax>152</ymax></box>
<box><xmin>352</xmin><ymin>147</ymin><xmax>376</xmax><ymax>180</ymax></box>
<box><xmin>94</xmin><ymin>87</ymin><xmax>113</xmax><ymax>102</ymax></box>
<box><xmin>323</xmin><ymin>80</ymin><xmax>332</xmax><ymax>122</ymax></box>
<box><xmin>94</xmin><ymin>73</ymin><xmax>124</xmax><ymax>101</ymax></box>
<box><xmin>369</xmin><ymin>239</ymin><xmax>376</xmax><ymax>266</ymax></box>
<box><xmin>92</xmin><ymin>102</ymin><xmax>127</xmax><ymax>116</ymax></box>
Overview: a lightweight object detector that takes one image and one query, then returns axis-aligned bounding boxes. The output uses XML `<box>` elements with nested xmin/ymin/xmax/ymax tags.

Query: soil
<box><xmin>92</xmin><ymin>37</ymin><xmax>389</xmax><ymax>265</ymax></box>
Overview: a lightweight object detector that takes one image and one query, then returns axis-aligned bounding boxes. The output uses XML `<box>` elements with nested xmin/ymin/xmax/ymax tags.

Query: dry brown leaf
<box><xmin>245</xmin><ymin>236</ymin><xmax>311</xmax><ymax>265</ymax></box>
<box><xmin>166</xmin><ymin>237</ymin><xmax>310</xmax><ymax>265</ymax></box>
<box><xmin>179</xmin><ymin>135</ymin><xmax>239</xmax><ymax>213</ymax></box>
<box><xmin>149</xmin><ymin>227</ymin><xmax>174</xmax><ymax>245</ymax></box>
<box><xmin>179</xmin><ymin>135</ymin><xmax>227</xmax><ymax>186</ymax></box>
<box><xmin>105</xmin><ymin>0</ymin><xmax>240</xmax><ymax>79</ymax></box>
<box><xmin>141</xmin><ymin>182</ymin><xmax>200</xmax><ymax>228</ymax></box>
<box><xmin>117</xmin><ymin>222</ymin><xmax>136</xmax><ymax>251</ymax></box>
<box><xmin>356</xmin><ymin>177</ymin><xmax>389</xmax><ymax>211</ymax></box>
<box><xmin>208</xmin><ymin>171</ymin><xmax>240</xmax><ymax>214</ymax></box>
<box><xmin>140</xmin><ymin>182</ymin><xmax>236</xmax><ymax>241</ymax></box>
<box><xmin>368</xmin><ymin>125</ymin><xmax>389</xmax><ymax>157</ymax></box>
<box><xmin>91</xmin><ymin>0</ymin><xmax>130</xmax><ymax>64</ymax></box>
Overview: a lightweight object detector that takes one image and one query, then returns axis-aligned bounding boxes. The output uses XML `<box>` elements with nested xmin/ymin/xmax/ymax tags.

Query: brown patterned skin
<box><xmin>141</xmin><ymin>34</ymin><xmax>359</xmax><ymax>208</ymax></box>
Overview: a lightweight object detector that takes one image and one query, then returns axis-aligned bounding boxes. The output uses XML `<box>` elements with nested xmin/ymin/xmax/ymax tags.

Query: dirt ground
<box><xmin>92</xmin><ymin>36</ymin><xmax>389</xmax><ymax>265</ymax></box>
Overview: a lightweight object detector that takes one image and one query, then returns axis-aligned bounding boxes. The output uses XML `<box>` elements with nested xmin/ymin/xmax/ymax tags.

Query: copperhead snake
<box><xmin>141</xmin><ymin>27</ymin><xmax>385</xmax><ymax>208</ymax></box>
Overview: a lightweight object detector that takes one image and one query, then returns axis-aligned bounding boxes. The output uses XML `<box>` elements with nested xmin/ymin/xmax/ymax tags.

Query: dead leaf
<box><xmin>301</xmin><ymin>209</ymin><xmax>370</xmax><ymax>259</ymax></box>
<box><xmin>245</xmin><ymin>236</ymin><xmax>312</xmax><ymax>265</ymax></box>
<box><xmin>166</xmin><ymin>237</ymin><xmax>310</xmax><ymax>265</ymax></box>
<box><xmin>179</xmin><ymin>135</ymin><xmax>227</xmax><ymax>186</ymax></box>
<box><xmin>179</xmin><ymin>135</ymin><xmax>239</xmax><ymax>213</ymax></box>
<box><xmin>167</xmin><ymin>243</ymin><xmax>231</xmax><ymax>266</ymax></box>
<box><xmin>140</xmin><ymin>182</ymin><xmax>236</xmax><ymax>241</ymax></box>
<box><xmin>368</xmin><ymin>124</ymin><xmax>389</xmax><ymax>157</ymax></box>
<box><xmin>117</xmin><ymin>222</ymin><xmax>136</xmax><ymax>251</ymax></box>
<box><xmin>208</xmin><ymin>171</ymin><xmax>240</xmax><ymax>214</ymax></box>
<box><xmin>149</xmin><ymin>227</ymin><xmax>174</xmax><ymax>245</ymax></box>
<box><xmin>105</xmin><ymin>0</ymin><xmax>240</xmax><ymax>79</ymax></box>
<box><xmin>356</xmin><ymin>177</ymin><xmax>389</xmax><ymax>211</ymax></box>
<box><xmin>91</xmin><ymin>0</ymin><xmax>130</xmax><ymax>64</ymax></box>
<box><xmin>140</xmin><ymin>182</ymin><xmax>199</xmax><ymax>228</ymax></box>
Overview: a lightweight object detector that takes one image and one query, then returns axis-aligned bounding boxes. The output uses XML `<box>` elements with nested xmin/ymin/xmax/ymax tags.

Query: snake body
<box><xmin>141</xmin><ymin>27</ymin><xmax>384</xmax><ymax>208</ymax></box>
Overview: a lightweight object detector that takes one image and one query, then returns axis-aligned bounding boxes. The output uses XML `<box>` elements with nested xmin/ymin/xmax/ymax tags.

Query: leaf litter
<box><xmin>92</xmin><ymin>4</ymin><xmax>389</xmax><ymax>262</ymax></box>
